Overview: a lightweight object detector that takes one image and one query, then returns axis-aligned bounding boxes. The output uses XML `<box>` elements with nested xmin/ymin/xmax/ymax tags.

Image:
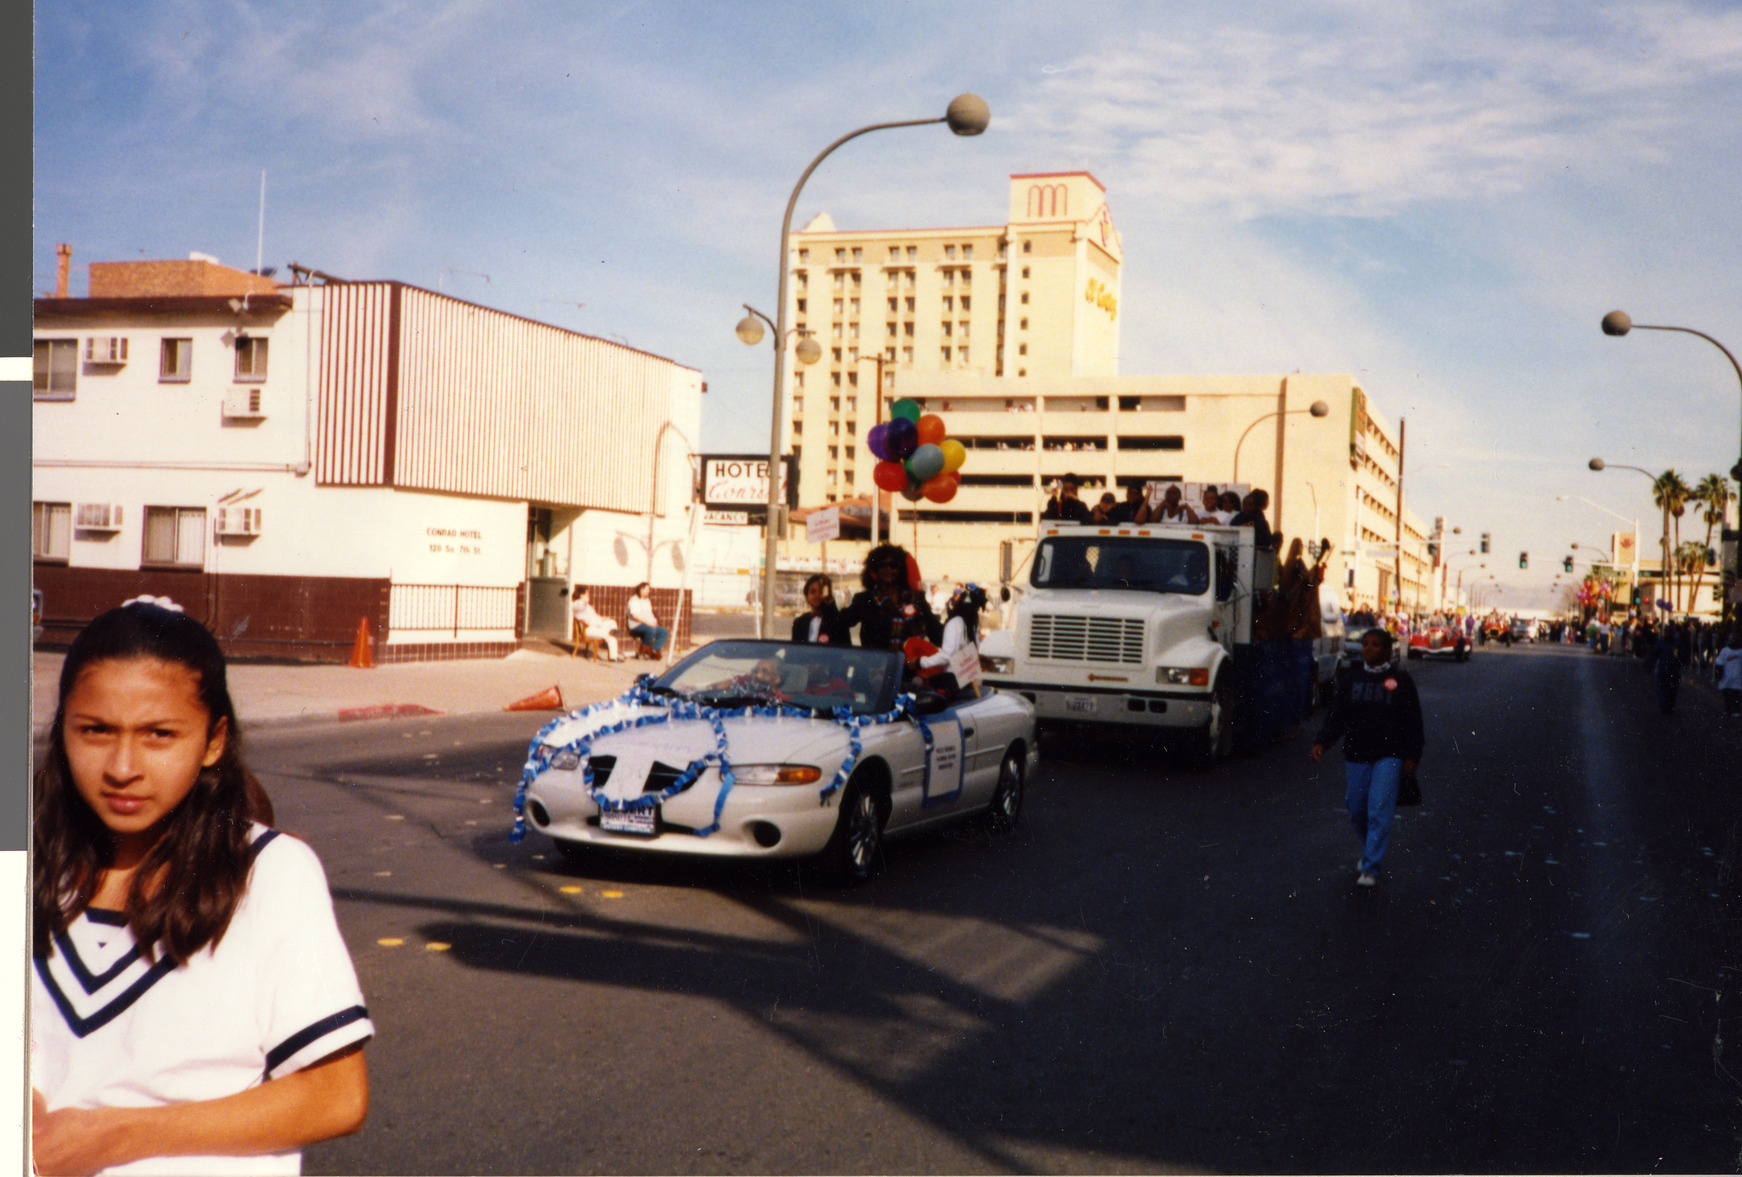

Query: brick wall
<box><xmin>89</xmin><ymin>260</ymin><xmax>281</xmax><ymax>299</ymax></box>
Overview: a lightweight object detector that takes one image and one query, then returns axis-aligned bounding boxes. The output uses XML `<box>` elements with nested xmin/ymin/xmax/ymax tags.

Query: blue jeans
<box><xmin>1345</xmin><ymin>757</ymin><xmax>1402</xmax><ymax>874</ymax></box>
<box><xmin>628</xmin><ymin>623</ymin><xmax>669</xmax><ymax>653</ymax></box>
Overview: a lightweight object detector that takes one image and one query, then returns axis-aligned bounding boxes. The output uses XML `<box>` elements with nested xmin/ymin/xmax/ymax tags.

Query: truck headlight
<box><xmin>980</xmin><ymin>655</ymin><xmax>1015</xmax><ymax>674</ymax></box>
<box><xmin>1158</xmin><ymin>667</ymin><xmax>1210</xmax><ymax>686</ymax></box>
<box><xmin>733</xmin><ymin>764</ymin><xmax>824</xmax><ymax>786</ymax></box>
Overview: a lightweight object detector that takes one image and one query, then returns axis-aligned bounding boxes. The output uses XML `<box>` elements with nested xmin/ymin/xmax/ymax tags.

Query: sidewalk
<box><xmin>31</xmin><ymin>646</ymin><xmax>662</xmax><ymax>735</ymax></box>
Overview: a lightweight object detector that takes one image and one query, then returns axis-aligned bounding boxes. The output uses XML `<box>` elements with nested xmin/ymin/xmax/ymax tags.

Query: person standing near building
<box><xmin>625</xmin><ymin>582</ymin><xmax>669</xmax><ymax>659</ymax></box>
<box><xmin>1311</xmin><ymin>627</ymin><xmax>1425</xmax><ymax>888</ymax></box>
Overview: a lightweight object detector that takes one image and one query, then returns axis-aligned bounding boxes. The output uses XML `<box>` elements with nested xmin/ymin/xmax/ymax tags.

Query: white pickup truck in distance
<box><xmin>979</xmin><ymin>520</ymin><xmax>1274</xmax><ymax>765</ymax></box>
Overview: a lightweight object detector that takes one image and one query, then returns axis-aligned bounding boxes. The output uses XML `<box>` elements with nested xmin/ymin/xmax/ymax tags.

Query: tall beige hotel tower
<box><xmin>782</xmin><ymin>171</ymin><xmax>1120</xmax><ymax>508</ymax></box>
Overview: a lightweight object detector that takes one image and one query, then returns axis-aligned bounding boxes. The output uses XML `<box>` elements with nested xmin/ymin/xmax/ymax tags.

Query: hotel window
<box><xmin>1021</xmin><ymin>267</ymin><xmax>1030</xmax><ymax>279</ymax></box>
<box><xmin>792</xmin><ymin>395</ymin><xmax>803</xmax><ymax>413</ymax></box>
<box><xmin>796</xmin><ymin>299</ymin><xmax>807</xmax><ymax>314</ymax></box>
<box><xmin>959</xmin><ymin>347</ymin><xmax>969</xmax><ymax>363</ymax></box>
<box><xmin>960</xmin><ymin>269</ymin><xmax>970</xmax><ymax>285</ymax></box>
<box><xmin>835</xmin><ymin>248</ymin><xmax>846</xmax><ymax>262</ymax></box>
<box><xmin>884</xmin><ymin>370</ymin><xmax>895</xmax><ymax>388</ymax></box>
<box><xmin>160</xmin><ymin>338</ymin><xmax>193</xmax><ymax>383</ymax></box>
<box><xmin>848</xmin><ymin>347</ymin><xmax>858</xmax><ymax>362</ymax></box>
<box><xmin>833</xmin><ymin>299</ymin><xmax>843</xmax><ymax>315</ymax></box>
<box><xmin>1019</xmin><ymin>343</ymin><xmax>1028</xmax><ymax>355</ymax></box>
<box><xmin>962</xmin><ymin>244</ymin><xmax>974</xmax><ymax>259</ymax></box>
<box><xmin>794</xmin><ymin>371</ymin><xmax>805</xmax><ymax>389</ymax></box>
<box><xmin>1022</xmin><ymin>241</ymin><xmax>1031</xmax><ymax>253</ymax></box>
<box><xmin>794</xmin><ymin>420</ymin><xmax>804</xmax><ymax>434</ymax></box>
<box><xmin>998</xmin><ymin>241</ymin><xmax>1008</xmax><ymax>258</ymax></box>
<box><xmin>850</xmin><ymin>298</ymin><xmax>860</xmax><ymax>314</ymax></box>
<box><xmin>849</xmin><ymin>323</ymin><xmax>859</xmax><ymax>340</ymax></box>
<box><xmin>942</xmin><ymin>270</ymin><xmax>954</xmax><ymax>287</ymax></box>
<box><xmin>852</xmin><ymin>248</ymin><xmax>862</xmax><ymax>262</ymax></box>
<box><xmin>796</xmin><ymin>272</ymin><xmax>807</xmax><ymax>290</ymax></box>
<box><xmin>847</xmin><ymin>374</ymin><xmax>858</xmax><ymax>388</ymax></box>
<box><xmin>832</xmin><ymin>323</ymin><xmax>843</xmax><ymax>340</ymax></box>
<box><xmin>850</xmin><ymin>273</ymin><xmax>860</xmax><ymax>291</ymax></box>
<box><xmin>830</xmin><ymin>372</ymin><xmax>841</xmax><ymax>387</ymax></box>
<box><xmin>846</xmin><ymin>396</ymin><xmax>857</xmax><ymax>410</ymax></box>
<box><xmin>33</xmin><ymin>339</ymin><xmax>78</xmax><ymax>400</ymax></box>
<box><xmin>960</xmin><ymin>296</ymin><xmax>970</xmax><ymax>310</ymax></box>
<box><xmin>903</xmin><ymin>322</ymin><xmax>914</xmax><ymax>337</ymax></box>
<box><xmin>235</xmin><ymin>337</ymin><xmax>269</xmax><ymax>382</ymax></box>
<box><xmin>906</xmin><ymin>246</ymin><xmax>917</xmax><ymax>260</ymax></box>
<box><xmin>1018</xmin><ymin>368</ymin><xmax>1026</xmax><ymax>377</ymax></box>
<box><xmin>942</xmin><ymin>347</ymin><xmax>952</xmax><ymax>362</ymax></box>
<box><xmin>887</xmin><ymin>322</ymin><xmax>897</xmax><ymax>338</ymax></box>
<box><xmin>143</xmin><ymin>506</ymin><xmax>206</xmax><ymax>568</ymax></box>
<box><xmin>830</xmin><ymin>396</ymin><xmax>841</xmax><ymax>411</ymax></box>
<box><xmin>846</xmin><ymin>444</ymin><xmax>856</xmax><ymax>459</ymax></box>
<box><xmin>1021</xmin><ymin>292</ymin><xmax>1029</xmax><ymax>304</ymax></box>
<box><xmin>832</xmin><ymin>347</ymin><xmax>842</xmax><ymax>362</ymax></box>
<box><xmin>888</xmin><ymin>246</ymin><xmax>900</xmax><ymax>261</ymax></box>
<box><xmin>902</xmin><ymin>347</ymin><xmax>913</xmax><ymax>362</ymax></box>
<box><xmin>959</xmin><ymin>321</ymin><xmax>969</xmax><ymax>338</ymax></box>
<box><xmin>887</xmin><ymin>297</ymin><xmax>898</xmax><ymax>312</ymax></box>
<box><xmin>33</xmin><ymin>502</ymin><xmax>71</xmax><ymax>560</ymax></box>
<box><xmin>905</xmin><ymin>297</ymin><xmax>915</xmax><ymax>312</ymax></box>
<box><xmin>798</xmin><ymin>249</ymin><xmax>809</xmax><ymax>263</ymax></box>
<box><xmin>833</xmin><ymin>273</ymin><xmax>845</xmax><ymax>292</ymax></box>
<box><xmin>941</xmin><ymin>322</ymin><xmax>952</xmax><ymax>337</ymax></box>
<box><xmin>945</xmin><ymin>245</ymin><xmax>957</xmax><ymax>259</ymax></box>
<box><xmin>829</xmin><ymin>445</ymin><xmax>838</xmax><ymax>458</ymax></box>
<box><xmin>943</xmin><ymin>296</ymin><xmax>953</xmax><ymax>312</ymax></box>
<box><xmin>1020</xmin><ymin>318</ymin><xmax>1028</xmax><ymax>330</ymax></box>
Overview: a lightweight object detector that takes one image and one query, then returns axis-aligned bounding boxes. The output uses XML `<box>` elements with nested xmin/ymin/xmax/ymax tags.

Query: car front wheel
<box><xmin>817</xmin><ymin>775</ymin><xmax>884</xmax><ymax>883</ymax></box>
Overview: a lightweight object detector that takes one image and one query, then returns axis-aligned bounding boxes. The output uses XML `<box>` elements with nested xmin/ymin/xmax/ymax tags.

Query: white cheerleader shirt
<box><xmin>32</xmin><ymin>826</ymin><xmax>374</xmax><ymax>1175</ymax></box>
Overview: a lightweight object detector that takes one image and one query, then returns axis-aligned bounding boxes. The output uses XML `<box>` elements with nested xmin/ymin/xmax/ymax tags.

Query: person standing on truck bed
<box><xmin>1110</xmin><ymin>483</ymin><xmax>1150</xmax><ymax>524</ymax></box>
<box><xmin>1230</xmin><ymin>489</ymin><xmax>1276</xmax><ymax>549</ymax></box>
<box><xmin>1041</xmin><ymin>474</ymin><xmax>1092</xmax><ymax>523</ymax></box>
<box><xmin>1310</xmin><ymin>627</ymin><xmax>1425</xmax><ymax>888</ymax></box>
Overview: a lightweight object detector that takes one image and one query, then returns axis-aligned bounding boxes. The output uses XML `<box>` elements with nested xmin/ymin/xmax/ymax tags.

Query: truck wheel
<box><xmin>1186</xmin><ymin>675</ymin><xmax>1235</xmax><ymax>770</ymax></box>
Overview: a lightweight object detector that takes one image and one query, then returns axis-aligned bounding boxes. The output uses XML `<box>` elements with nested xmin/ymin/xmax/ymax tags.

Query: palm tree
<box><xmin>1652</xmin><ymin>469</ymin><xmax>1692</xmax><ymax>610</ymax></box>
<box><xmin>1689</xmin><ymin>473</ymin><xmax>1733</xmax><ymax>614</ymax></box>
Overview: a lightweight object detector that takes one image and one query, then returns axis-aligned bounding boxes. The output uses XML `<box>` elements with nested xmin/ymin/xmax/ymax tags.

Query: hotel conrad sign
<box><xmin>701</xmin><ymin>455</ymin><xmax>795</xmax><ymax>523</ymax></box>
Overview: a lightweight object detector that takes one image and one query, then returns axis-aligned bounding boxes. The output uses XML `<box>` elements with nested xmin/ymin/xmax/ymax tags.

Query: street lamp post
<box><xmin>1557</xmin><ymin>491</ymin><xmax>1639</xmax><ymax>606</ymax></box>
<box><xmin>741</xmin><ymin>95</ymin><xmax>989</xmax><ymax>639</ymax></box>
<box><xmin>1232</xmin><ymin>399</ymin><xmax>1330</xmax><ymax>558</ymax></box>
<box><xmin>1587</xmin><ymin>457</ymin><xmax>1668</xmax><ymax>615</ymax></box>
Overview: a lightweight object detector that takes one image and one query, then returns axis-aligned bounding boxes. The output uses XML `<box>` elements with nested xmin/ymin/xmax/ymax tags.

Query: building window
<box><xmin>849</xmin><ymin>323</ymin><xmax>860</xmax><ymax>340</ymax></box>
<box><xmin>143</xmin><ymin>506</ymin><xmax>206</xmax><ymax>568</ymax></box>
<box><xmin>1020</xmin><ymin>292</ymin><xmax>1029</xmax><ymax>305</ymax></box>
<box><xmin>906</xmin><ymin>246</ymin><xmax>917</xmax><ymax>260</ymax></box>
<box><xmin>959</xmin><ymin>347</ymin><xmax>969</xmax><ymax>364</ymax></box>
<box><xmin>1019</xmin><ymin>343</ymin><xmax>1028</xmax><ymax>356</ymax></box>
<box><xmin>1022</xmin><ymin>266</ymin><xmax>1030</xmax><ymax>279</ymax></box>
<box><xmin>793</xmin><ymin>420</ymin><xmax>804</xmax><ymax>435</ymax></box>
<box><xmin>942</xmin><ymin>347</ymin><xmax>952</xmax><ymax>362</ymax></box>
<box><xmin>833</xmin><ymin>299</ymin><xmax>844</xmax><ymax>315</ymax></box>
<box><xmin>1018</xmin><ymin>368</ymin><xmax>1026</xmax><ymax>377</ymax></box>
<box><xmin>902</xmin><ymin>347</ymin><xmax>913</xmax><ymax>362</ymax></box>
<box><xmin>33</xmin><ymin>502</ymin><xmax>71</xmax><ymax>560</ymax></box>
<box><xmin>833</xmin><ymin>273</ymin><xmax>845</xmax><ymax>293</ymax></box>
<box><xmin>903</xmin><ymin>322</ymin><xmax>914</xmax><ymax>337</ymax></box>
<box><xmin>835</xmin><ymin>248</ymin><xmax>847</xmax><ymax>263</ymax></box>
<box><xmin>1022</xmin><ymin>241</ymin><xmax>1032</xmax><ymax>254</ymax></box>
<box><xmin>905</xmin><ymin>297</ymin><xmax>915</xmax><ymax>312</ymax></box>
<box><xmin>945</xmin><ymin>245</ymin><xmax>957</xmax><ymax>259</ymax></box>
<box><xmin>158</xmin><ymin>338</ymin><xmax>193</xmax><ymax>382</ymax></box>
<box><xmin>960</xmin><ymin>269</ymin><xmax>971</xmax><ymax>286</ymax></box>
<box><xmin>33</xmin><ymin>339</ymin><xmax>78</xmax><ymax>400</ymax></box>
<box><xmin>850</xmin><ymin>298</ymin><xmax>860</xmax><ymax>314</ymax></box>
<box><xmin>831</xmin><ymin>372</ymin><xmax>841</xmax><ymax>386</ymax></box>
<box><xmin>234</xmin><ymin>336</ymin><xmax>269</xmax><ymax>382</ymax></box>
<box><xmin>942</xmin><ymin>270</ymin><xmax>954</xmax><ymax>287</ymax></box>
<box><xmin>943</xmin><ymin>296</ymin><xmax>953</xmax><ymax>312</ymax></box>
<box><xmin>847</xmin><ymin>374</ymin><xmax>858</xmax><ymax>388</ymax></box>
<box><xmin>794</xmin><ymin>371</ymin><xmax>805</xmax><ymax>388</ymax></box>
<box><xmin>831</xmin><ymin>347</ymin><xmax>842</xmax><ymax>362</ymax></box>
<box><xmin>942</xmin><ymin>322</ymin><xmax>953</xmax><ymax>337</ymax></box>
<box><xmin>797</xmin><ymin>272</ymin><xmax>808</xmax><ymax>290</ymax></box>
<box><xmin>889</xmin><ymin>247</ymin><xmax>900</xmax><ymax>261</ymax></box>
<box><xmin>959</xmin><ymin>321</ymin><xmax>969</xmax><ymax>338</ymax></box>
<box><xmin>830</xmin><ymin>396</ymin><xmax>841</xmax><ymax>411</ymax></box>
<box><xmin>888</xmin><ymin>297</ymin><xmax>898</xmax><ymax>312</ymax></box>
<box><xmin>798</xmin><ymin>249</ymin><xmax>810</xmax><ymax>263</ymax></box>
<box><xmin>962</xmin><ymin>244</ymin><xmax>974</xmax><ymax>260</ymax></box>
<box><xmin>960</xmin><ymin>296</ymin><xmax>970</xmax><ymax>311</ymax></box>
<box><xmin>885</xmin><ymin>347</ymin><xmax>896</xmax><ymax>361</ymax></box>
<box><xmin>852</xmin><ymin>248</ymin><xmax>862</xmax><ymax>262</ymax></box>
<box><xmin>796</xmin><ymin>298</ymin><xmax>807</xmax><ymax>314</ymax></box>
<box><xmin>887</xmin><ymin>322</ymin><xmax>898</xmax><ymax>338</ymax></box>
<box><xmin>1020</xmin><ymin>318</ymin><xmax>1029</xmax><ymax>330</ymax></box>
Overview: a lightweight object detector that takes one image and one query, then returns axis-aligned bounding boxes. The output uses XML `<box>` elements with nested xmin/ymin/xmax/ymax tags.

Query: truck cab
<box><xmin>980</xmin><ymin>521</ymin><xmax>1271</xmax><ymax>764</ymax></box>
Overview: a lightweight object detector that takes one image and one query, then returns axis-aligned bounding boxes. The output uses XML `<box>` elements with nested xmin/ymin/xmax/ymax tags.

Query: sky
<box><xmin>32</xmin><ymin>0</ymin><xmax>1742</xmax><ymax>610</ymax></box>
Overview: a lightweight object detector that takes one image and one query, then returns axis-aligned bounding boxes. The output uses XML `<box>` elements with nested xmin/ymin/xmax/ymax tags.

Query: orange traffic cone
<box><xmin>505</xmin><ymin>684</ymin><xmax>564</xmax><ymax>712</ymax></box>
<box><xmin>347</xmin><ymin>618</ymin><xmax>374</xmax><ymax>669</ymax></box>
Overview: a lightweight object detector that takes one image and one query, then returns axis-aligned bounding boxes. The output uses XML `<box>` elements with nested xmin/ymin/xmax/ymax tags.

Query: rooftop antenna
<box><xmin>256</xmin><ymin>171</ymin><xmax>266</xmax><ymax>276</ymax></box>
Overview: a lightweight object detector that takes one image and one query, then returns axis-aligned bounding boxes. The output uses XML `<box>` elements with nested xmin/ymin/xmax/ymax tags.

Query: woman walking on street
<box><xmin>1311</xmin><ymin>627</ymin><xmax>1425</xmax><ymax>888</ymax></box>
<box><xmin>1716</xmin><ymin>626</ymin><xmax>1742</xmax><ymax>718</ymax></box>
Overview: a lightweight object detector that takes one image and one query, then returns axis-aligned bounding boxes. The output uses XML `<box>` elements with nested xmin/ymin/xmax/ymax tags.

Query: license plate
<box><xmin>601</xmin><ymin>806</ymin><xmax>656</xmax><ymax>835</ymax></box>
<box><xmin>1065</xmin><ymin>694</ymin><xmax>1097</xmax><ymax>715</ymax></box>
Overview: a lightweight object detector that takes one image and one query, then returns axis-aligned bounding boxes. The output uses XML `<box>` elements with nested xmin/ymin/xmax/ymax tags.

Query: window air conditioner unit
<box><xmin>74</xmin><ymin>503</ymin><xmax>123</xmax><ymax>531</ymax></box>
<box><xmin>84</xmin><ymin>337</ymin><xmax>128</xmax><ymax>364</ymax></box>
<box><xmin>222</xmin><ymin>387</ymin><xmax>265</xmax><ymax>418</ymax></box>
<box><xmin>216</xmin><ymin>506</ymin><xmax>263</xmax><ymax>536</ymax></box>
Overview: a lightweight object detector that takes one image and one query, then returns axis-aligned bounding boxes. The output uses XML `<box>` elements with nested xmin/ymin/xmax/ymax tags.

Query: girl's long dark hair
<box><xmin>33</xmin><ymin>604</ymin><xmax>273</xmax><ymax>964</ymax></box>
<box><xmin>947</xmin><ymin>586</ymin><xmax>989</xmax><ymax>645</ymax></box>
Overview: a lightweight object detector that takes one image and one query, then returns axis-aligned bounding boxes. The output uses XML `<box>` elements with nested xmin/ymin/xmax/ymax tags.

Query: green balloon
<box><xmin>891</xmin><ymin>398</ymin><xmax>922</xmax><ymax>423</ymax></box>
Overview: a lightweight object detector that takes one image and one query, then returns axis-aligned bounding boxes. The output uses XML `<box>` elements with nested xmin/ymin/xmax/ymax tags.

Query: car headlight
<box><xmin>1157</xmin><ymin>666</ymin><xmax>1210</xmax><ymax>686</ymax></box>
<box><xmin>541</xmin><ymin>745</ymin><xmax>582</xmax><ymax>771</ymax></box>
<box><xmin>733</xmin><ymin>764</ymin><xmax>824</xmax><ymax>786</ymax></box>
<box><xmin>980</xmin><ymin>655</ymin><xmax>1015</xmax><ymax>674</ymax></box>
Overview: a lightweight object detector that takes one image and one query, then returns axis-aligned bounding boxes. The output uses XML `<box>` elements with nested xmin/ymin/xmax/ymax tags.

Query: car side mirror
<box><xmin>910</xmin><ymin>690</ymin><xmax>951</xmax><ymax>715</ymax></box>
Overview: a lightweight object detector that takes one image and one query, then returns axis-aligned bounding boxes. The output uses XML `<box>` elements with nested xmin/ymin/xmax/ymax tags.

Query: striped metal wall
<box><xmin>316</xmin><ymin>282</ymin><xmax>693</xmax><ymax>511</ymax></box>
<box><xmin>315</xmin><ymin>283</ymin><xmax>397</xmax><ymax>485</ymax></box>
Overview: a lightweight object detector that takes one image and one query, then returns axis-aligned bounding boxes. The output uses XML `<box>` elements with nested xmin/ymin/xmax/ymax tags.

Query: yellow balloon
<box><xmin>939</xmin><ymin>438</ymin><xmax>966</xmax><ymax>473</ymax></box>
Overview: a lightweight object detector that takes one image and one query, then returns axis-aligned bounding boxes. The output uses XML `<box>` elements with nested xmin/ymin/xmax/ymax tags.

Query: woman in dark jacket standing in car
<box><xmin>1311</xmin><ymin>627</ymin><xmax>1425</xmax><ymax>888</ymax></box>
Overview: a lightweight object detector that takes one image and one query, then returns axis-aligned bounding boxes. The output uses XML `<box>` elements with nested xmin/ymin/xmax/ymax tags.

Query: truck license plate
<box><xmin>1065</xmin><ymin>694</ymin><xmax>1097</xmax><ymax>715</ymax></box>
<box><xmin>601</xmin><ymin>806</ymin><xmax>657</xmax><ymax>835</ymax></box>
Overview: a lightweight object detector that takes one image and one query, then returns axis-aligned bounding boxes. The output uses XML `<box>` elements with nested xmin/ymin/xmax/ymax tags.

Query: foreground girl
<box><xmin>32</xmin><ymin>602</ymin><xmax>372</xmax><ymax>1175</ymax></box>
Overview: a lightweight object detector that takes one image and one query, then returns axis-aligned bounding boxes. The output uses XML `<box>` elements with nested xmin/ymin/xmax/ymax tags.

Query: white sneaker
<box><xmin>1357</xmin><ymin>871</ymin><xmax>1378</xmax><ymax>887</ymax></box>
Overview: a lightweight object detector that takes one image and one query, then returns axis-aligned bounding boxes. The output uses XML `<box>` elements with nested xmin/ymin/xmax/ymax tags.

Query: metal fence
<box><xmin>389</xmin><ymin>584</ymin><xmax>519</xmax><ymax>636</ymax></box>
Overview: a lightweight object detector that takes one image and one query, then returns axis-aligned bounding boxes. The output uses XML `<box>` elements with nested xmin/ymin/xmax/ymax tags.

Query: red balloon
<box><xmin>905</xmin><ymin>552</ymin><xmax>923</xmax><ymax>590</ymax></box>
<box><xmin>916</xmin><ymin>414</ymin><xmax>947</xmax><ymax>446</ymax></box>
<box><xmin>872</xmin><ymin>460</ymin><xmax>908</xmax><ymax>492</ymax></box>
<box><xmin>922</xmin><ymin>472</ymin><xmax>959</xmax><ymax>503</ymax></box>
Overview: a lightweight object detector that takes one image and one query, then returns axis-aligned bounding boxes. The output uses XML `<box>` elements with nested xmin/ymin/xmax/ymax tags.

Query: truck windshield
<box><xmin>1032</xmin><ymin>537</ymin><xmax>1210</xmax><ymax>595</ymax></box>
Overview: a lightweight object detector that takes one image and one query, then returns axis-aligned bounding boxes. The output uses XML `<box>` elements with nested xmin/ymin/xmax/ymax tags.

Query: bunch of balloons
<box><xmin>866</xmin><ymin>398</ymin><xmax>967</xmax><ymax>503</ymax></box>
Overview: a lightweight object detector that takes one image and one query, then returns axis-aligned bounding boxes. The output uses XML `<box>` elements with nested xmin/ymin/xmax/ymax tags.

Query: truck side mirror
<box><xmin>999</xmin><ymin>540</ymin><xmax>1014</xmax><ymax>584</ymax></box>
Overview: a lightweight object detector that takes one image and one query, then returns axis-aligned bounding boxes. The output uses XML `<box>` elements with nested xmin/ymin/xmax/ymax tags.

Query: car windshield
<box><xmin>1031</xmin><ymin>536</ymin><xmax>1210</xmax><ymax>595</ymax></box>
<box><xmin>652</xmin><ymin>641</ymin><xmax>899</xmax><ymax>715</ymax></box>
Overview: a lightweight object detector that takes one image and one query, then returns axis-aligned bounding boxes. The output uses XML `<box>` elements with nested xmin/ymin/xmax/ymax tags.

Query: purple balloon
<box><xmin>866</xmin><ymin>422</ymin><xmax>890</xmax><ymax>461</ymax></box>
<box><xmin>885</xmin><ymin>416</ymin><xmax>919</xmax><ymax>460</ymax></box>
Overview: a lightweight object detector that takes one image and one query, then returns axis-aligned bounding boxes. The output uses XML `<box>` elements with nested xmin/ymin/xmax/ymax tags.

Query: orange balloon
<box><xmin>916</xmin><ymin>414</ymin><xmax>947</xmax><ymax>446</ymax></box>
<box><xmin>922</xmin><ymin>472</ymin><xmax>959</xmax><ymax>503</ymax></box>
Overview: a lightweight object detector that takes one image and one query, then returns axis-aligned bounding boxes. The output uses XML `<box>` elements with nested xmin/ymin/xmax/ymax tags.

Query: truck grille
<box><xmin>1027</xmin><ymin>615</ymin><xmax>1146</xmax><ymax>664</ymax></box>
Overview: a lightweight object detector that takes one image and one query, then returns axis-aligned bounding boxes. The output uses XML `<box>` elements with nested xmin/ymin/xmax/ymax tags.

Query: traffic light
<box><xmin>1563</xmin><ymin>555</ymin><xmax>1573</xmax><ymax>572</ymax></box>
<box><xmin>1480</xmin><ymin>532</ymin><xmax>1491</xmax><ymax>554</ymax></box>
<box><xmin>1519</xmin><ymin>551</ymin><xmax>1528</xmax><ymax>569</ymax></box>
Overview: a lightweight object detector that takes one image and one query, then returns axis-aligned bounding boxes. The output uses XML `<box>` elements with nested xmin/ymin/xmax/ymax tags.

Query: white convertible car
<box><xmin>516</xmin><ymin>639</ymin><xmax>1038</xmax><ymax>880</ymax></box>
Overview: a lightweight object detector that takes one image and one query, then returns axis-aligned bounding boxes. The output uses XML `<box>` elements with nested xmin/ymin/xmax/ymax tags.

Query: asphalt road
<box><xmin>243</xmin><ymin>643</ymin><xmax>1742</xmax><ymax>1174</ymax></box>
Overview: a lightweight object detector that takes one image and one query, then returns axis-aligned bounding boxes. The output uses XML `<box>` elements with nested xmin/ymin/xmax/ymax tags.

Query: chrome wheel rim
<box><xmin>996</xmin><ymin>755</ymin><xmax>1023</xmax><ymax>822</ymax></box>
<box><xmin>846</xmin><ymin>792</ymin><xmax>879</xmax><ymax>870</ymax></box>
